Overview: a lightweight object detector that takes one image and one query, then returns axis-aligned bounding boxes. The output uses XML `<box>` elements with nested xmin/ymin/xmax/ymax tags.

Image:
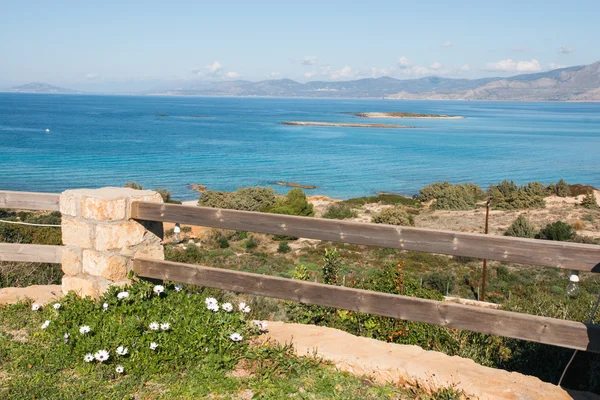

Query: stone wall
<box><xmin>59</xmin><ymin>187</ymin><xmax>164</xmax><ymax>298</ymax></box>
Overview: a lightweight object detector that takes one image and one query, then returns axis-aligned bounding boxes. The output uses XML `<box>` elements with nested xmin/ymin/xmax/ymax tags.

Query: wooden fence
<box><xmin>2</xmin><ymin>190</ymin><xmax>600</xmax><ymax>353</ymax></box>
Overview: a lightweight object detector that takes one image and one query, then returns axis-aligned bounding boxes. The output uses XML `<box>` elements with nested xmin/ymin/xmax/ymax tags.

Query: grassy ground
<box><xmin>0</xmin><ymin>280</ymin><xmax>465</xmax><ymax>400</ymax></box>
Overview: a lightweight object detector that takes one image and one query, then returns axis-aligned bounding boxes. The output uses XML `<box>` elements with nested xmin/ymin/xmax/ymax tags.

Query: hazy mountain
<box><xmin>149</xmin><ymin>61</ymin><xmax>600</xmax><ymax>101</ymax></box>
<box><xmin>3</xmin><ymin>82</ymin><xmax>82</xmax><ymax>94</ymax></box>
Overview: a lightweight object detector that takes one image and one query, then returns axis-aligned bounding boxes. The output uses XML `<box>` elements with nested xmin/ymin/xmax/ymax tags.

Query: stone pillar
<box><xmin>59</xmin><ymin>187</ymin><xmax>164</xmax><ymax>298</ymax></box>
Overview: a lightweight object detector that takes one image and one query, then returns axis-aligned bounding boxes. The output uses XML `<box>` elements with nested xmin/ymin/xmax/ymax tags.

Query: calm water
<box><xmin>0</xmin><ymin>93</ymin><xmax>599</xmax><ymax>200</ymax></box>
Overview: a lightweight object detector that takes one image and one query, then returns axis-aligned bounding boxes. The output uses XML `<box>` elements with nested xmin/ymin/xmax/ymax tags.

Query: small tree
<box><xmin>504</xmin><ymin>215</ymin><xmax>538</xmax><ymax>238</ymax></box>
<box><xmin>537</xmin><ymin>221</ymin><xmax>574</xmax><ymax>242</ymax></box>
<box><xmin>581</xmin><ymin>191</ymin><xmax>599</xmax><ymax>209</ymax></box>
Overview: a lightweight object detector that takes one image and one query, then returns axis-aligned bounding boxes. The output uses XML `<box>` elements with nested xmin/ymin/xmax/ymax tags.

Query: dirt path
<box><xmin>262</xmin><ymin>321</ymin><xmax>599</xmax><ymax>400</ymax></box>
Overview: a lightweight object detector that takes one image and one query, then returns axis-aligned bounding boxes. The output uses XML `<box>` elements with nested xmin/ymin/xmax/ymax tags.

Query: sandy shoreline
<box><xmin>356</xmin><ymin>112</ymin><xmax>464</xmax><ymax>119</ymax></box>
<box><xmin>281</xmin><ymin>121</ymin><xmax>414</xmax><ymax>128</ymax></box>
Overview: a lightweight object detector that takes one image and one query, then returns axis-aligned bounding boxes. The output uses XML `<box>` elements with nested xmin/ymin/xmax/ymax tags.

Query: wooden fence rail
<box><xmin>0</xmin><ymin>190</ymin><xmax>60</xmax><ymax>211</ymax></box>
<box><xmin>134</xmin><ymin>257</ymin><xmax>600</xmax><ymax>353</ymax></box>
<box><xmin>0</xmin><ymin>243</ymin><xmax>63</xmax><ymax>263</ymax></box>
<box><xmin>131</xmin><ymin>202</ymin><xmax>600</xmax><ymax>273</ymax></box>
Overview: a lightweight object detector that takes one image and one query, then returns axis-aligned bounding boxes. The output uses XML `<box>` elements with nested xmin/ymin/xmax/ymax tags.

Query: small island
<box><xmin>355</xmin><ymin>112</ymin><xmax>464</xmax><ymax>119</ymax></box>
<box><xmin>281</xmin><ymin>121</ymin><xmax>415</xmax><ymax>128</ymax></box>
<box><xmin>274</xmin><ymin>181</ymin><xmax>318</xmax><ymax>189</ymax></box>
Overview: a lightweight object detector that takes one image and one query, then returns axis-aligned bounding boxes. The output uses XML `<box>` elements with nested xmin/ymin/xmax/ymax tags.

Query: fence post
<box><xmin>59</xmin><ymin>187</ymin><xmax>164</xmax><ymax>298</ymax></box>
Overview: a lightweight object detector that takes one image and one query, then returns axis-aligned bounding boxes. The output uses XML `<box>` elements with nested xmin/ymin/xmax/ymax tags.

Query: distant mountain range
<box><xmin>4</xmin><ymin>61</ymin><xmax>600</xmax><ymax>101</ymax></box>
<box><xmin>3</xmin><ymin>82</ymin><xmax>82</xmax><ymax>94</ymax></box>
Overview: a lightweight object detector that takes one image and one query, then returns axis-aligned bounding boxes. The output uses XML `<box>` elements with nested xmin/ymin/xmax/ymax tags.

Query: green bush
<box><xmin>522</xmin><ymin>182</ymin><xmax>547</xmax><ymax>197</ymax></box>
<box><xmin>0</xmin><ymin>211</ymin><xmax>62</xmax><ymax>245</ymax></box>
<box><xmin>154</xmin><ymin>188</ymin><xmax>182</xmax><ymax>204</ymax></box>
<box><xmin>371</xmin><ymin>207</ymin><xmax>414</xmax><ymax>226</ymax></box>
<box><xmin>277</xmin><ymin>240</ymin><xmax>291</xmax><ymax>253</ymax></box>
<box><xmin>489</xmin><ymin>180</ymin><xmax>545</xmax><ymax>210</ymax></box>
<box><xmin>265</xmin><ymin>188</ymin><xmax>314</xmax><ymax>217</ymax></box>
<box><xmin>423</xmin><ymin>271</ymin><xmax>455</xmax><ymax>295</ymax></box>
<box><xmin>342</xmin><ymin>193</ymin><xmax>420</xmax><ymax>207</ymax></box>
<box><xmin>322</xmin><ymin>248</ymin><xmax>341</xmax><ymax>285</ymax></box>
<box><xmin>199</xmin><ymin>187</ymin><xmax>276</xmax><ymax>212</ymax></box>
<box><xmin>547</xmin><ymin>179</ymin><xmax>571</xmax><ymax>197</ymax></box>
<box><xmin>124</xmin><ymin>181</ymin><xmax>143</xmax><ymax>190</ymax></box>
<box><xmin>504</xmin><ymin>215</ymin><xmax>538</xmax><ymax>238</ymax></box>
<box><xmin>581</xmin><ymin>191</ymin><xmax>599</xmax><ymax>209</ymax></box>
<box><xmin>217</xmin><ymin>237</ymin><xmax>230</xmax><ymax>248</ymax></box>
<box><xmin>537</xmin><ymin>221</ymin><xmax>574</xmax><ymax>241</ymax></box>
<box><xmin>245</xmin><ymin>238</ymin><xmax>257</xmax><ymax>251</ymax></box>
<box><xmin>181</xmin><ymin>226</ymin><xmax>192</xmax><ymax>233</ymax></box>
<box><xmin>417</xmin><ymin>182</ymin><xmax>484</xmax><ymax>210</ymax></box>
<box><xmin>322</xmin><ymin>203</ymin><xmax>358</xmax><ymax>220</ymax></box>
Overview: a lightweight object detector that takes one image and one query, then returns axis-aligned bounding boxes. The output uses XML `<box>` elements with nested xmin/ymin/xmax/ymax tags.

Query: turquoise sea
<box><xmin>0</xmin><ymin>93</ymin><xmax>599</xmax><ymax>200</ymax></box>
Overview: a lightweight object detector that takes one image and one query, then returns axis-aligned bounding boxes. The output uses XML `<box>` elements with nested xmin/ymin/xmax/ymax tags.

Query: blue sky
<box><xmin>1</xmin><ymin>0</ymin><xmax>598</xmax><ymax>91</ymax></box>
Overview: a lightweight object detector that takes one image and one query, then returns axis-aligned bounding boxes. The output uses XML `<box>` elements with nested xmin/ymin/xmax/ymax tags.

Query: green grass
<box><xmin>0</xmin><ymin>280</ymin><xmax>420</xmax><ymax>399</ymax></box>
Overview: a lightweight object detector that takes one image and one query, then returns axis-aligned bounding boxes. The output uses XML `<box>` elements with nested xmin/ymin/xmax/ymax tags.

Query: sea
<box><xmin>0</xmin><ymin>93</ymin><xmax>599</xmax><ymax>201</ymax></box>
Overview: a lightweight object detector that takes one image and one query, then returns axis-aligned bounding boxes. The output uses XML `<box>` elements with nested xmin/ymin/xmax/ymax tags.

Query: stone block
<box><xmin>61</xmin><ymin>218</ymin><xmax>92</xmax><ymax>248</ymax></box>
<box><xmin>131</xmin><ymin>242</ymin><xmax>165</xmax><ymax>260</ymax></box>
<box><xmin>62</xmin><ymin>276</ymin><xmax>96</xmax><ymax>298</ymax></box>
<box><xmin>82</xmin><ymin>250</ymin><xmax>130</xmax><ymax>281</ymax></box>
<box><xmin>61</xmin><ymin>247</ymin><xmax>82</xmax><ymax>276</ymax></box>
<box><xmin>59</xmin><ymin>191</ymin><xmax>79</xmax><ymax>217</ymax></box>
<box><xmin>82</xmin><ymin>196</ymin><xmax>127</xmax><ymax>221</ymax></box>
<box><xmin>94</xmin><ymin>221</ymin><xmax>146</xmax><ymax>251</ymax></box>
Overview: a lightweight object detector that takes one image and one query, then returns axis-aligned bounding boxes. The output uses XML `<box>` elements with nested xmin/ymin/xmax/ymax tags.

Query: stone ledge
<box><xmin>262</xmin><ymin>321</ymin><xmax>599</xmax><ymax>400</ymax></box>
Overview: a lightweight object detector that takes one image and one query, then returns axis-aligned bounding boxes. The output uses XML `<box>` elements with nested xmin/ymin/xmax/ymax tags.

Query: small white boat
<box><xmin>45</xmin><ymin>128</ymin><xmax>50</xmax><ymax>132</ymax></box>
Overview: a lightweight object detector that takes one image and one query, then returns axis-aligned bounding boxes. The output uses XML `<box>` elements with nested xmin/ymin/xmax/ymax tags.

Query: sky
<box><xmin>1</xmin><ymin>0</ymin><xmax>599</xmax><ymax>91</ymax></box>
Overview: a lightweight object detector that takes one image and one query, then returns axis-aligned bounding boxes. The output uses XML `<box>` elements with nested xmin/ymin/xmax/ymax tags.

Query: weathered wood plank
<box><xmin>0</xmin><ymin>190</ymin><xmax>60</xmax><ymax>211</ymax></box>
<box><xmin>131</xmin><ymin>202</ymin><xmax>600</xmax><ymax>272</ymax></box>
<box><xmin>134</xmin><ymin>258</ymin><xmax>600</xmax><ymax>353</ymax></box>
<box><xmin>0</xmin><ymin>243</ymin><xmax>63</xmax><ymax>263</ymax></box>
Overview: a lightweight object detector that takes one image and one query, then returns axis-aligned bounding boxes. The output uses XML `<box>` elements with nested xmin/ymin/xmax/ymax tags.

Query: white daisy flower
<box><xmin>206</xmin><ymin>303</ymin><xmax>219</xmax><ymax>312</ymax></box>
<box><xmin>205</xmin><ymin>297</ymin><xmax>218</xmax><ymax>306</ymax></box>
<box><xmin>175</xmin><ymin>284</ymin><xmax>184</xmax><ymax>292</ymax></box>
<box><xmin>238</xmin><ymin>302</ymin><xmax>247</xmax><ymax>312</ymax></box>
<box><xmin>41</xmin><ymin>320</ymin><xmax>51</xmax><ymax>329</ymax></box>
<box><xmin>160</xmin><ymin>322</ymin><xmax>170</xmax><ymax>331</ymax></box>
<box><xmin>153</xmin><ymin>285</ymin><xmax>165</xmax><ymax>295</ymax></box>
<box><xmin>116</xmin><ymin>346</ymin><xmax>128</xmax><ymax>356</ymax></box>
<box><xmin>31</xmin><ymin>303</ymin><xmax>41</xmax><ymax>311</ymax></box>
<box><xmin>64</xmin><ymin>333</ymin><xmax>70</xmax><ymax>339</ymax></box>
<box><xmin>117</xmin><ymin>291</ymin><xmax>129</xmax><ymax>300</ymax></box>
<box><xmin>83</xmin><ymin>353</ymin><xmax>94</xmax><ymax>363</ymax></box>
<box><xmin>150</xmin><ymin>342</ymin><xmax>158</xmax><ymax>350</ymax></box>
<box><xmin>102</xmin><ymin>303</ymin><xmax>109</xmax><ymax>311</ymax></box>
<box><xmin>149</xmin><ymin>322</ymin><xmax>160</xmax><ymax>331</ymax></box>
<box><xmin>116</xmin><ymin>365</ymin><xmax>124</xmax><ymax>374</ymax></box>
<box><xmin>252</xmin><ymin>320</ymin><xmax>268</xmax><ymax>331</ymax></box>
<box><xmin>79</xmin><ymin>325</ymin><xmax>91</xmax><ymax>334</ymax></box>
<box><xmin>242</xmin><ymin>306</ymin><xmax>251</xmax><ymax>313</ymax></box>
<box><xmin>53</xmin><ymin>303</ymin><xmax>61</xmax><ymax>310</ymax></box>
<box><xmin>229</xmin><ymin>333</ymin><xmax>243</xmax><ymax>342</ymax></box>
<box><xmin>94</xmin><ymin>349</ymin><xmax>109</xmax><ymax>362</ymax></box>
<box><xmin>222</xmin><ymin>302</ymin><xmax>233</xmax><ymax>312</ymax></box>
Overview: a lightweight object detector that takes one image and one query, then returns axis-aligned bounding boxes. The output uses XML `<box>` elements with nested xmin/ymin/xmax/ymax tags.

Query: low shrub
<box><xmin>277</xmin><ymin>241</ymin><xmax>291</xmax><ymax>253</ymax></box>
<box><xmin>572</xmin><ymin>220</ymin><xmax>585</xmax><ymax>231</ymax></box>
<box><xmin>199</xmin><ymin>187</ymin><xmax>276</xmax><ymax>212</ymax></box>
<box><xmin>417</xmin><ymin>182</ymin><xmax>485</xmax><ymax>210</ymax></box>
<box><xmin>581</xmin><ymin>191</ymin><xmax>599</xmax><ymax>209</ymax></box>
<box><xmin>245</xmin><ymin>238</ymin><xmax>257</xmax><ymax>251</ymax></box>
<box><xmin>489</xmin><ymin>180</ymin><xmax>546</xmax><ymax>210</ymax></box>
<box><xmin>547</xmin><ymin>179</ymin><xmax>571</xmax><ymax>197</ymax></box>
<box><xmin>371</xmin><ymin>207</ymin><xmax>414</xmax><ymax>226</ymax></box>
<box><xmin>217</xmin><ymin>237</ymin><xmax>230</xmax><ymax>248</ymax></box>
<box><xmin>265</xmin><ymin>188</ymin><xmax>314</xmax><ymax>217</ymax></box>
<box><xmin>342</xmin><ymin>193</ymin><xmax>420</xmax><ymax>207</ymax></box>
<box><xmin>504</xmin><ymin>215</ymin><xmax>538</xmax><ymax>238</ymax></box>
<box><xmin>537</xmin><ymin>221</ymin><xmax>574</xmax><ymax>241</ymax></box>
<box><xmin>322</xmin><ymin>203</ymin><xmax>358</xmax><ymax>220</ymax></box>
